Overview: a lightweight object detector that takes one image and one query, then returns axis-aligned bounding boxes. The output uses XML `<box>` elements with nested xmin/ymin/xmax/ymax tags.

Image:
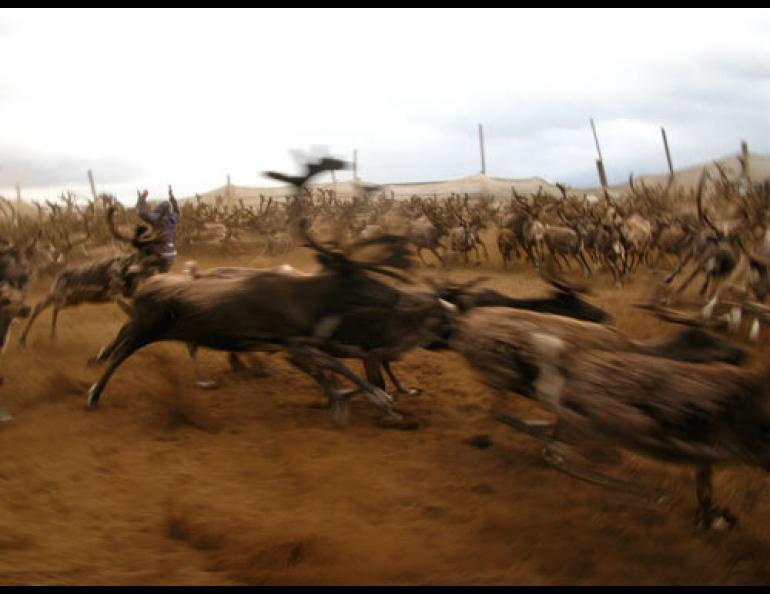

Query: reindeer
<box><xmin>508</xmin><ymin>190</ymin><xmax>546</xmax><ymax>269</ymax></box>
<box><xmin>496</xmin><ymin>228</ymin><xmax>518</xmax><ymax>269</ymax></box>
<box><xmin>663</xmin><ymin>172</ymin><xmax>745</xmax><ymax>318</ymax></box>
<box><xmin>620</xmin><ymin>213</ymin><xmax>653</xmax><ymax>274</ymax></box>
<box><xmin>431</xmin><ymin>305</ymin><xmax>748</xmax><ymax>513</ymax></box>
<box><xmin>589</xmin><ymin>202</ymin><xmax>626</xmax><ymax>288</ymax></box>
<box><xmin>524</xmin><ymin>333</ymin><xmax>770</xmax><ymax>530</ymax></box>
<box><xmin>531</xmin><ymin>192</ymin><xmax>587</xmax><ymax>278</ymax></box>
<box><xmin>84</xmin><ymin>221</ymin><xmax>441</xmax><ymax>428</ymax></box>
<box><xmin>18</xmin><ymin>208</ymin><xmax>167</xmax><ymax>347</ymax></box>
<box><xmin>0</xmin><ymin>238</ymin><xmax>35</xmax><ymax>296</ymax></box>
<box><xmin>0</xmin><ymin>282</ymin><xmax>31</xmax><ymax>421</ymax></box>
<box><xmin>445</xmin><ymin>195</ymin><xmax>489</xmax><ymax>266</ymax></box>
<box><xmin>181</xmin><ymin>256</ymin><xmax>442</xmax><ymax>400</ymax></box>
<box><xmin>406</xmin><ymin>199</ymin><xmax>448</xmax><ymax>266</ymax></box>
<box><xmin>650</xmin><ymin>215</ymin><xmax>696</xmax><ymax>271</ymax></box>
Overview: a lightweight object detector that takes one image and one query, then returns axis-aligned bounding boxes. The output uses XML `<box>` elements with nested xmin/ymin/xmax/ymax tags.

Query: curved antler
<box><xmin>695</xmin><ymin>170</ymin><xmax>719</xmax><ymax>234</ymax></box>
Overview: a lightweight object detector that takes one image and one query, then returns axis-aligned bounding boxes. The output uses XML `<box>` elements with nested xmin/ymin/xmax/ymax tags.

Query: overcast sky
<box><xmin>1</xmin><ymin>8</ymin><xmax>769</xmax><ymax>203</ymax></box>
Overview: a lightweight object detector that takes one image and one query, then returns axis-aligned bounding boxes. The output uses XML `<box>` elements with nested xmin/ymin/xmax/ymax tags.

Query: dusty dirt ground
<box><xmin>1</xmin><ymin>243</ymin><xmax>770</xmax><ymax>585</ymax></box>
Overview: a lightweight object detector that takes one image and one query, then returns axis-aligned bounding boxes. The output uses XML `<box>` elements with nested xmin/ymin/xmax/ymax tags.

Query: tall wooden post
<box><xmin>590</xmin><ymin>118</ymin><xmax>604</xmax><ymax>163</ymax></box>
<box><xmin>590</xmin><ymin>118</ymin><xmax>608</xmax><ymax>191</ymax></box>
<box><xmin>661</xmin><ymin>128</ymin><xmax>674</xmax><ymax>181</ymax></box>
<box><xmin>478</xmin><ymin>123</ymin><xmax>486</xmax><ymax>175</ymax></box>
<box><xmin>353</xmin><ymin>150</ymin><xmax>358</xmax><ymax>181</ymax></box>
<box><xmin>226</xmin><ymin>174</ymin><xmax>233</xmax><ymax>206</ymax></box>
<box><xmin>87</xmin><ymin>169</ymin><xmax>99</xmax><ymax>208</ymax></box>
<box><xmin>15</xmin><ymin>184</ymin><xmax>21</xmax><ymax>204</ymax></box>
<box><xmin>595</xmin><ymin>160</ymin><xmax>608</xmax><ymax>190</ymax></box>
<box><xmin>741</xmin><ymin>140</ymin><xmax>752</xmax><ymax>186</ymax></box>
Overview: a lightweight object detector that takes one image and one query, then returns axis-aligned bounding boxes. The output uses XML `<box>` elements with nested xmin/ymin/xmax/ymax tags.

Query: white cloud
<box><xmin>1</xmin><ymin>8</ymin><xmax>769</xmax><ymax>201</ymax></box>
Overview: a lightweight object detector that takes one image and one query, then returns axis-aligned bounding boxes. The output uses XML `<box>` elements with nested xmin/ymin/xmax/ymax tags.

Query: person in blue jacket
<box><xmin>136</xmin><ymin>186</ymin><xmax>180</xmax><ymax>272</ymax></box>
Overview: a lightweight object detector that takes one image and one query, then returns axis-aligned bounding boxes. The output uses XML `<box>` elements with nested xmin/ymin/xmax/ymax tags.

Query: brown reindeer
<box><xmin>432</xmin><ymin>305</ymin><xmax>748</xmax><ymax>526</ymax></box>
<box><xmin>0</xmin><ymin>282</ymin><xmax>31</xmax><ymax>420</ymax></box>
<box><xmin>525</xmin><ymin>333</ymin><xmax>770</xmax><ymax>530</ymax></box>
<box><xmin>406</xmin><ymin>200</ymin><xmax>448</xmax><ymax>266</ymax></box>
<box><xmin>663</xmin><ymin>172</ymin><xmax>745</xmax><ymax>319</ymax></box>
<box><xmin>18</xmin><ymin>208</ymin><xmax>167</xmax><ymax>347</ymax></box>
<box><xmin>84</xmin><ymin>223</ymin><xmax>435</xmax><ymax>428</ymax></box>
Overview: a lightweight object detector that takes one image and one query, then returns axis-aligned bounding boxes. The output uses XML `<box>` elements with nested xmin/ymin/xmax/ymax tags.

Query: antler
<box><xmin>695</xmin><ymin>170</ymin><xmax>719</xmax><ymax>234</ymax></box>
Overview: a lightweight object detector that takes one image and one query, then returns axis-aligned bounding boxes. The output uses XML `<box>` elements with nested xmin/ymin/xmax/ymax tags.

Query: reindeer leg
<box><xmin>695</xmin><ymin>465</ymin><xmax>737</xmax><ymax>530</ymax></box>
<box><xmin>383</xmin><ymin>360</ymin><xmax>421</xmax><ymax>396</ymax></box>
<box><xmin>749</xmin><ymin>316</ymin><xmax>761</xmax><ymax>341</ymax></box>
<box><xmin>0</xmin><ymin>377</ymin><xmax>10</xmax><ymax>422</ymax></box>
<box><xmin>18</xmin><ymin>295</ymin><xmax>55</xmax><ymax>348</ymax></box>
<box><xmin>289</xmin><ymin>345</ymin><xmax>413</xmax><ymax>429</ymax></box>
<box><xmin>542</xmin><ymin>441</ymin><xmax>648</xmax><ymax>495</ymax></box>
<box><xmin>664</xmin><ymin>251</ymin><xmax>693</xmax><ymax>284</ymax></box>
<box><xmin>670</xmin><ymin>261</ymin><xmax>703</xmax><ymax>300</ymax></box>
<box><xmin>494</xmin><ymin>412</ymin><xmax>557</xmax><ymax>439</ymax></box>
<box><xmin>50</xmin><ymin>306</ymin><xmax>60</xmax><ymax>340</ymax></box>
<box><xmin>416</xmin><ymin>247</ymin><xmax>428</xmax><ymax>266</ymax></box>
<box><xmin>186</xmin><ymin>344</ymin><xmax>218</xmax><ymax>390</ymax></box>
<box><xmin>286</xmin><ymin>354</ymin><xmax>355</xmax><ymax>414</ymax></box>
<box><xmin>87</xmin><ymin>336</ymin><xmax>146</xmax><ymax>409</ymax></box>
<box><xmin>479</xmin><ymin>238</ymin><xmax>490</xmax><ymax>261</ymax></box>
<box><xmin>577</xmin><ymin>251</ymin><xmax>592</xmax><ymax>277</ymax></box>
<box><xmin>698</xmin><ymin>274</ymin><xmax>711</xmax><ymax>297</ymax></box>
<box><xmin>87</xmin><ymin>322</ymin><xmax>135</xmax><ymax>367</ymax></box>
<box><xmin>430</xmin><ymin>246</ymin><xmax>445</xmax><ymax>268</ymax></box>
<box><xmin>494</xmin><ymin>413</ymin><xmax>645</xmax><ymax>494</ymax></box>
<box><xmin>228</xmin><ymin>352</ymin><xmax>269</xmax><ymax>377</ymax></box>
<box><xmin>228</xmin><ymin>352</ymin><xmax>247</xmax><ymax>372</ymax></box>
<box><xmin>116</xmin><ymin>298</ymin><xmax>133</xmax><ymax>317</ymax></box>
<box><xmin>363</xmin><ymin>355</ymin><xmax>386</xmax><ymax>389</ymax></box>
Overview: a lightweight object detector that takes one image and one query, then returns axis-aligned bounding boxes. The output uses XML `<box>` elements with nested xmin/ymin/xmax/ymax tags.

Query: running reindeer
<box><xmin>18</xmin><ymin>207</ymin><xmax>167</xmax><ymax>347</ymax></box>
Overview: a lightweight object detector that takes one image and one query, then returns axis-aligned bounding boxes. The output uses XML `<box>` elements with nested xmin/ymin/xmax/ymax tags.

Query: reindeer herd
<box><xmin>3</xmin><ymin>157</ymin><xmax>770</xmax><ymax>534</ymax></box>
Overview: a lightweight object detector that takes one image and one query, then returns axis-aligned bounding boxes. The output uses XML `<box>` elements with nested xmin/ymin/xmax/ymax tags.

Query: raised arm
<box><xmin>168</xmin><ymin>185</ymin><xmax>180</xmax><ymax>215</ymax></box>
<box><xmin>136</xmin><ymin>189</ymin><xmax>159</xmax><ymax>224</ymax></box>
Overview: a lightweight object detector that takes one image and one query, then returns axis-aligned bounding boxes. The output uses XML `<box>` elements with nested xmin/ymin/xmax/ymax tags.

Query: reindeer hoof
<box><xmin>86</xmin><ymin>385</ymin><xmax>99</xmax><ymax>410</ymax></box>
<box><xmin>399</xmin><ymin>387</ymin><xmax>422</xmax><ymax>397</ymax></box>
<box><xmin>196</xmin><ymin>380</ymin><xmax>219</xmax><ymax>390</ymax></box>
<box><xmin>696</xmin><ymin>507</ymin><xmax>738</xmax><ymax>531</ymax></box>
<box><xmin>749</xmin><ymin>319</ymin><xmax>761</xmax><ymax>342</ymax></box>
<box><xmin>330</xmin><ymin>400</ymin><xmax>350</xmax><ymax>426</ymax></box>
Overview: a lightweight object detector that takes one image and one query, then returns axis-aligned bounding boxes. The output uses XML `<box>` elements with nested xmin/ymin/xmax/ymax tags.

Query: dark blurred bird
<box><xmin>263</xmin><ymin>157</ymin><xmax>348</xmax><ymax>190</ymax></box>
